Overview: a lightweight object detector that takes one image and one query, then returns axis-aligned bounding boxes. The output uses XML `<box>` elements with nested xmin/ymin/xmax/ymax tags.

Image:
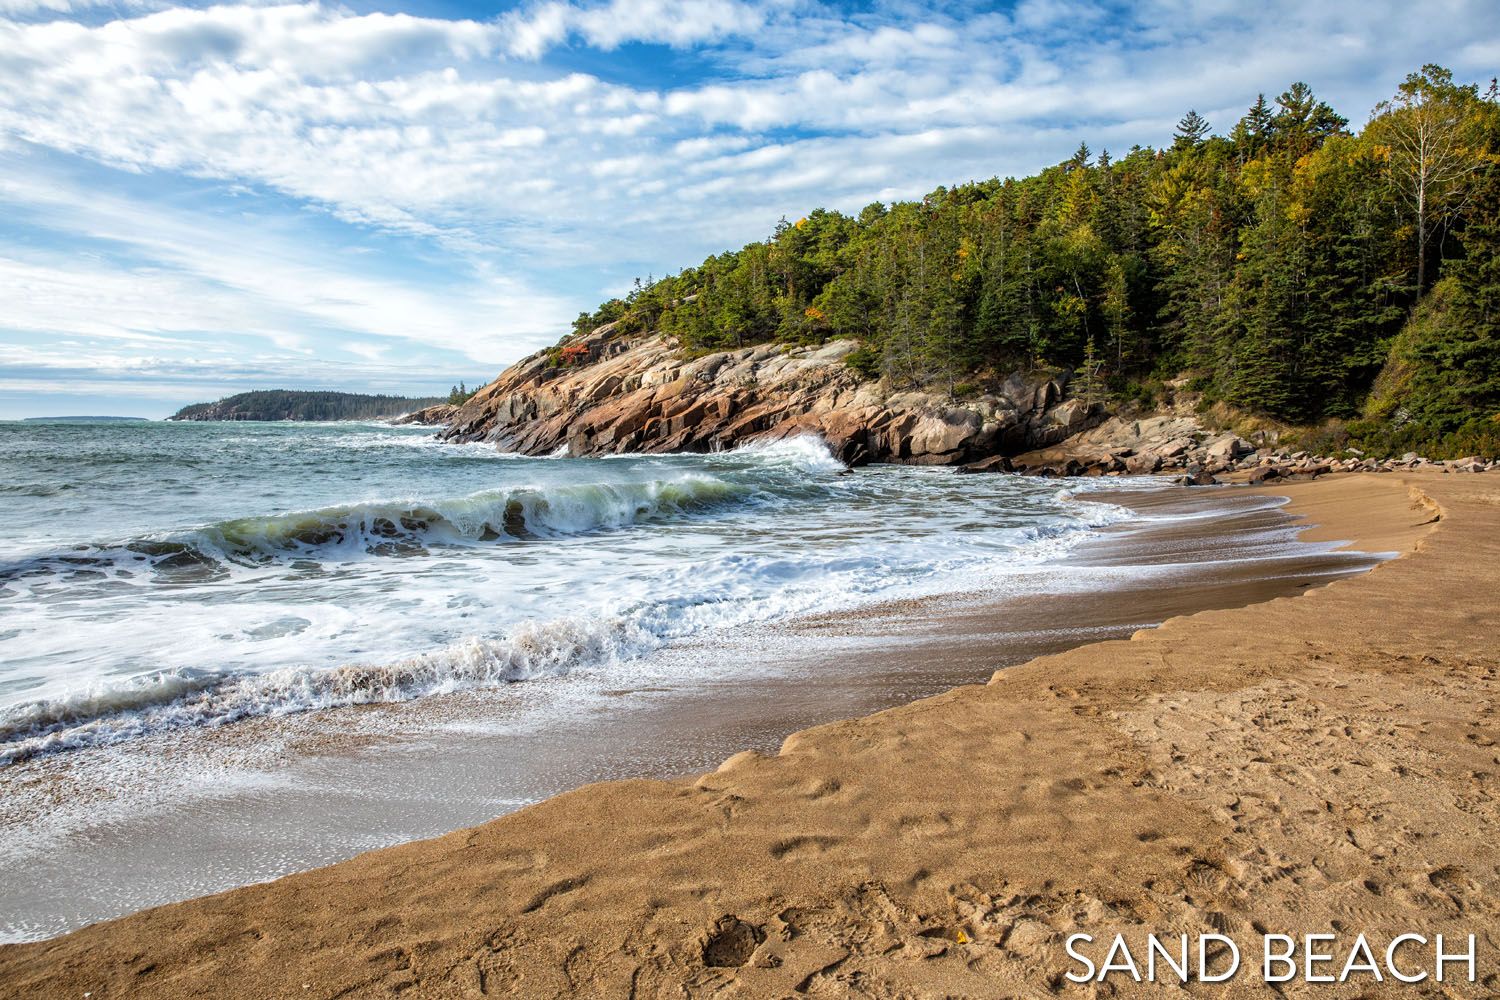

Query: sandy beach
<box><xmin>1</xmin><ymin>471</ymin><xmax>1495</xmax><ymax>998</ymax></box>
<box><xmin>0</xmin><ymin>481</ymin><xmax>1381</xmax><ymax>943</ymax></box>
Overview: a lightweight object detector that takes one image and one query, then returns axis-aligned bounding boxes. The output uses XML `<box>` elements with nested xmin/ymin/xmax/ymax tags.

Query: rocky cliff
<box><xmin>441</xmin><ymin>328</ymin><xmax>1103</xmax><ymax>466</ymax></box>
<box><xmin>439</xmin><ymin>329</ymin><xmax>1500</xmax><ymax>479</ymax></box>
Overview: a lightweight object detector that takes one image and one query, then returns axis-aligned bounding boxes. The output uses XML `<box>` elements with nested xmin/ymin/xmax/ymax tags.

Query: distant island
<box><xmin>22</xmin><ymin>415</ymin><xmax>149</xmax><ymax>423</ymax></box>
<box><xmin>169</xmin><ymin>390</ymin><xmax>446</xmax><ymax>422</ymax></box>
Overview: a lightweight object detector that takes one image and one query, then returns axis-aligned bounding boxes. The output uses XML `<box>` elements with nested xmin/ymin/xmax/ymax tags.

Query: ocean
<box><xmin>0</xmin><ymin>419</ymin><xmax>1139</xmax><ymax>766</ymax></box>
<box><xmin>0</xmin><ymin>419</ymin><xmax>1395</xmax><ymax>941</ymax></box>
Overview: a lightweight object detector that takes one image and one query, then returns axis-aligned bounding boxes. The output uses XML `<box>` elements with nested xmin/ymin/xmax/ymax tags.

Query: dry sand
<box><xmin>1</xmin><ymin>472</ymin><xmax>1495</xmax><ymax>998</ymax></box>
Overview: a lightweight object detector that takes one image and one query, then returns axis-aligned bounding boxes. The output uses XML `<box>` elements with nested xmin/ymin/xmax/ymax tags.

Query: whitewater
<box><xmin>0</xmin><ymin>420</ymin><xmax>1133</xmax><ymax>765</ymax></box>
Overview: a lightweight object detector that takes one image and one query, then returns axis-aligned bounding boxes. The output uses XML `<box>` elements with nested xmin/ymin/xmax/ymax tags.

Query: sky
<box><xmin>1</xmin><ymin>0</ymin><xmax>1496</xmax><ymax>418</ymax></box>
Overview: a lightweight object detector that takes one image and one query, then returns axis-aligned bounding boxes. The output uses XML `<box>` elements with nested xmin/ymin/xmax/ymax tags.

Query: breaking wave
<box><xmin>0</xmin><ymin>474</ymin><xmax>759</xmax><ymax>583</ymax></box>
<box><xmin>0</xmin><ymin>613</ymin><xmax>664</xmax><ymax>765</ymax></box>
<box><xmin>0</xmin><ymin>511</ymin><xmax>1132</xmax><ymax>765</ymax></box>
<box><xmin>0</xmin><ymin>429</ymin><xmax>1160</xmax><ymax>766</ymax></box>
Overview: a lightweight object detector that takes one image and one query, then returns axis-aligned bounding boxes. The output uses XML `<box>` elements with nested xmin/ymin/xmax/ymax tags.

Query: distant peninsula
<box><xmin>169</xmin><ymin>390</ymin><xmax>445</xmax><ymax>422</ymax></box>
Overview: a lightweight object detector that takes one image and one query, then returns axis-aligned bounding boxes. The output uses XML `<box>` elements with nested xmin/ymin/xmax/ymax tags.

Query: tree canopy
<box><xmin>571</xmin><ymin>66</ymin><xmax>1500</xmax><ymax>457</ymax></box>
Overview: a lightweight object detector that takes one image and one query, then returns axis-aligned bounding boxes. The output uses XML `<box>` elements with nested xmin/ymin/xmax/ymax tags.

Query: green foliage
<box><xmin>843</xmin><ymin>344</ymin><xmax>882</xmax><ymax>380</ymax></box>
<box><xmin>572</xmin><ymin>66</ymin><xmax>1495</xmax><ymax>438</ymax></box>
<box><xmin>447</xmin><ymin>382</ymin><xmax>477</xmax><ymax>405</ymax></box>
<box><xmin>1355</xmin><ymin>150</ymin><xmax>1500</xmax><ymax>460</ymax></box>
<box><xmin>1172</xmin><ymin>110</ymin><xmax>1212</xmax><ymax>151</ymax></box>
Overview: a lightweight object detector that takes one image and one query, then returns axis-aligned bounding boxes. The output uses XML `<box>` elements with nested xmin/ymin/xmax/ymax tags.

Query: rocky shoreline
<box><xmin>438</xmin><ymin>328</ymin><xmax>1106</xmax><ymax>465</ymax></box>
<box><xmin>434</xmin><ymin>327</ymin><xmax>1497</xmax><ymax>478</ymax></box>
<box><xmin>997</xmin><ymin>415</ymin><xmax>1499</xmax><ymax>484</ymax></box>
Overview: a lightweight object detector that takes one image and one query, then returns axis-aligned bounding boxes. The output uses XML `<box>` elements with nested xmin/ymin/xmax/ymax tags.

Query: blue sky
<box><xmin>1</xmin><ymin>0</ymin><xmax>1496</xmax><ymax>417</ymax></box>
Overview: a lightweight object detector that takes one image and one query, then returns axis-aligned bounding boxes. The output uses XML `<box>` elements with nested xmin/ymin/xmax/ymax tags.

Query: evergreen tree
<box><xmin>1272</xmin><ymin>82</ymin><xmax>1348</xmax><ymax>156</ymax></box>
<box><xmin>1230</xmin><ymin>94</ymin><xmax>1275</xmax><ymax>160</ymax></box>
<box><xmin>1173</xmin><ymin>110</ymin><xmax>1211</xmax><ymax>150</ymax></box>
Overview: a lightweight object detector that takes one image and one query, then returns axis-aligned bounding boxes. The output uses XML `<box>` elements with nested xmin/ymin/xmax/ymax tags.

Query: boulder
<box><xmin>1157</xmin><ymin>437</ymin><xmax>1196</xmax><ymax>461</ymax></box>
<box><xmin>1205</xmin><ymin>434</ymin><xmax>1251</xmax><ymax>463</ymax></box>
<box><xmin>908</xmin><ymin>409</ymin><xmax>982</xmax><ymax>458</ymax></box>
<box><xmin>1025</xmin><ymin>398</ymin><xmax>1104</xmax><ymax>448</ymax></box>
<box><xmin>957</xmin><ymin>455</ymin><xmax>1014</xmax><ymax>475</ymax></box>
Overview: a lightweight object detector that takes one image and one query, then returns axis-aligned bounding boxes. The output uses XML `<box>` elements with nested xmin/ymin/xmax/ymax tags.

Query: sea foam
<box><xmin>0</xmin><ymin>426</ymin><xmax>1136</xmax><ymax>764</ymax></box>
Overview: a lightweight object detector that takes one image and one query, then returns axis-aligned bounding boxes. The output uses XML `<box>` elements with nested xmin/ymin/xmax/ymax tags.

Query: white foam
<box><xmin>1</xmin><ymin>429</ymin><xmax>1139</xmax><ymax>765</ymax></box>
<box><xmin>725</xmin><ymin>435</ymin><xmax>848</xmax><ymax>474</ymax></box>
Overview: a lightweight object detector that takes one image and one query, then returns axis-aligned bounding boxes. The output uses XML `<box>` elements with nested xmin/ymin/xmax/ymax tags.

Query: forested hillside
<box><xmin>571</xmin><ymin>66</ymin><xmax>1500</xmax><ymax>458</ymax></box>
<box><xmin>170</xmin><ymin>390</ymin><xmax>444</xmax><ymax>422</ymax></box>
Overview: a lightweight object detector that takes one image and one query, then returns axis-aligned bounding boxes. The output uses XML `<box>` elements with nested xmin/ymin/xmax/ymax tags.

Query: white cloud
<box><xmin>5</xmin><ymin>0</ymin><xmax>1493</xmax><ymax>270</ymax></box>
<box><xmin>501</xmin><ymin>0</ymin><xmax>764</xmax><ymax>58</ymax></box>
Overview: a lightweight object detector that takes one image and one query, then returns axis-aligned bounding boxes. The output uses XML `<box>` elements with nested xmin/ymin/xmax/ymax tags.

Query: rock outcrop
<box><xmin>1000</xmin><ymin>414</ymin><xmax>1500</xmax><ymax>483</ymax></box>
<box><xmin>437</xmin><ymin>326</ymin><xmax>1497</xmax><ymax>477</ymax></box>
<box><xmin>441</xmin><ymin>330</ymin><xmax>1104</xmax><ymax>466</ymax></box>
<box><xmin>391</xmin><ymin>403</ymin><xmax>458</xmax><ymax>426</ymax></box>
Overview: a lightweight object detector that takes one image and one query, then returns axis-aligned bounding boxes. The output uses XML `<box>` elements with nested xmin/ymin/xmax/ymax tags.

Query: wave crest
<box><xmin>0</xmin><ymin>612</ymin><xmax>663</xmax><ymax>765</ymax></box>
<box><xmin>726</xmin><ymin>435</ymin><xmax>848</xmax><ymax>474</ymax></box>
<box><xmin>1</xmin><ymin>474</ymin><xmax>752</xmax><ymax>583</ymax></box>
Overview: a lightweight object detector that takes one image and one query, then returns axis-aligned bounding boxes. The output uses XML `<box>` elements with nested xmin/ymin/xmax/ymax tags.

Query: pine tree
<box><xmin>1231</xmin><ymin>94</ymin><xmax>1274</xmax><ymax>159</ymax></box>
<box><xmin>1173</xmin><ymin>110</ymin><xmax>1211</xmax><ymax>150</ymax></box>
<box><xmin>1076</xmin><ymin>337</ymin><xmax>1105</xmax><ymax>405</ymax></box>
<box><xmin>1273</xmin><ymin>82</ymin><xmax>1348</xmax><ymax>156</ymax></box>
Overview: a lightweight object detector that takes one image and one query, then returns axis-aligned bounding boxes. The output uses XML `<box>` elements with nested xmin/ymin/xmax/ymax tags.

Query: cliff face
<box><xmin>441</xmin><ymin>328</ymin><xmax>1102</xmax><ymax>466</ymax></box>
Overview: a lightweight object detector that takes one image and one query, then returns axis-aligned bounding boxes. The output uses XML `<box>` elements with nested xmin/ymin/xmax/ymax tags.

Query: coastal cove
<box><xmin>2</xmin><ymin>471</ymin><xmax>1486</xmax><ymax>998</ymax></box>
<box><xmin>4</xmin><ymin>0</ymin><xmax>1499</xmax><ymax>992</ymax></box>
<box><xmin>1</xmin><ymin>457</ymin><xmax>1389</xmax><ymax>946</ymax></box>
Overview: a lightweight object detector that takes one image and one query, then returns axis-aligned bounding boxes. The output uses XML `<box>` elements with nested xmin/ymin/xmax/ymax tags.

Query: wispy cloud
<box><xmin>0</xmin><ymin>157</ymin><xmax>576</xmax><ymax>356</ymax></box>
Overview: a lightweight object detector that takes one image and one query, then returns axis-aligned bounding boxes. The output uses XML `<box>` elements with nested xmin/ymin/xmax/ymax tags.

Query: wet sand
<box><xmin>3</xmin><ymin>474</ymin><xmax>1491</xmax><ymax>998</ymax></box>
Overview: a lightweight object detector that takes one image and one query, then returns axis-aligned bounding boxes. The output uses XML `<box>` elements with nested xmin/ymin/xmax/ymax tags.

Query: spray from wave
<box><xmin>721</xmin><ymin>435</ymin><xmax>849</xmax><ymax>474</ymax></box>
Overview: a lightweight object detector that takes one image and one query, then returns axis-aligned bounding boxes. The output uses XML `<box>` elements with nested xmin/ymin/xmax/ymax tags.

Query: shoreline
<box><xmin>0</xmin><ymin>481</ymin><xmax>1377</xmax><ymax>944</ymax></box>
<box><xmin>3</xmin><ymin>472</ymin><xmax>1494</xmax><ymax>998</ymax></box>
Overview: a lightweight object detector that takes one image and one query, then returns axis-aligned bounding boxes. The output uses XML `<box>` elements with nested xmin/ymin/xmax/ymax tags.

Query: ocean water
<box><xmin>0</xmin><ymin>420</ymin><xmax>1137</xmax><ymax>766</ymax></box>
